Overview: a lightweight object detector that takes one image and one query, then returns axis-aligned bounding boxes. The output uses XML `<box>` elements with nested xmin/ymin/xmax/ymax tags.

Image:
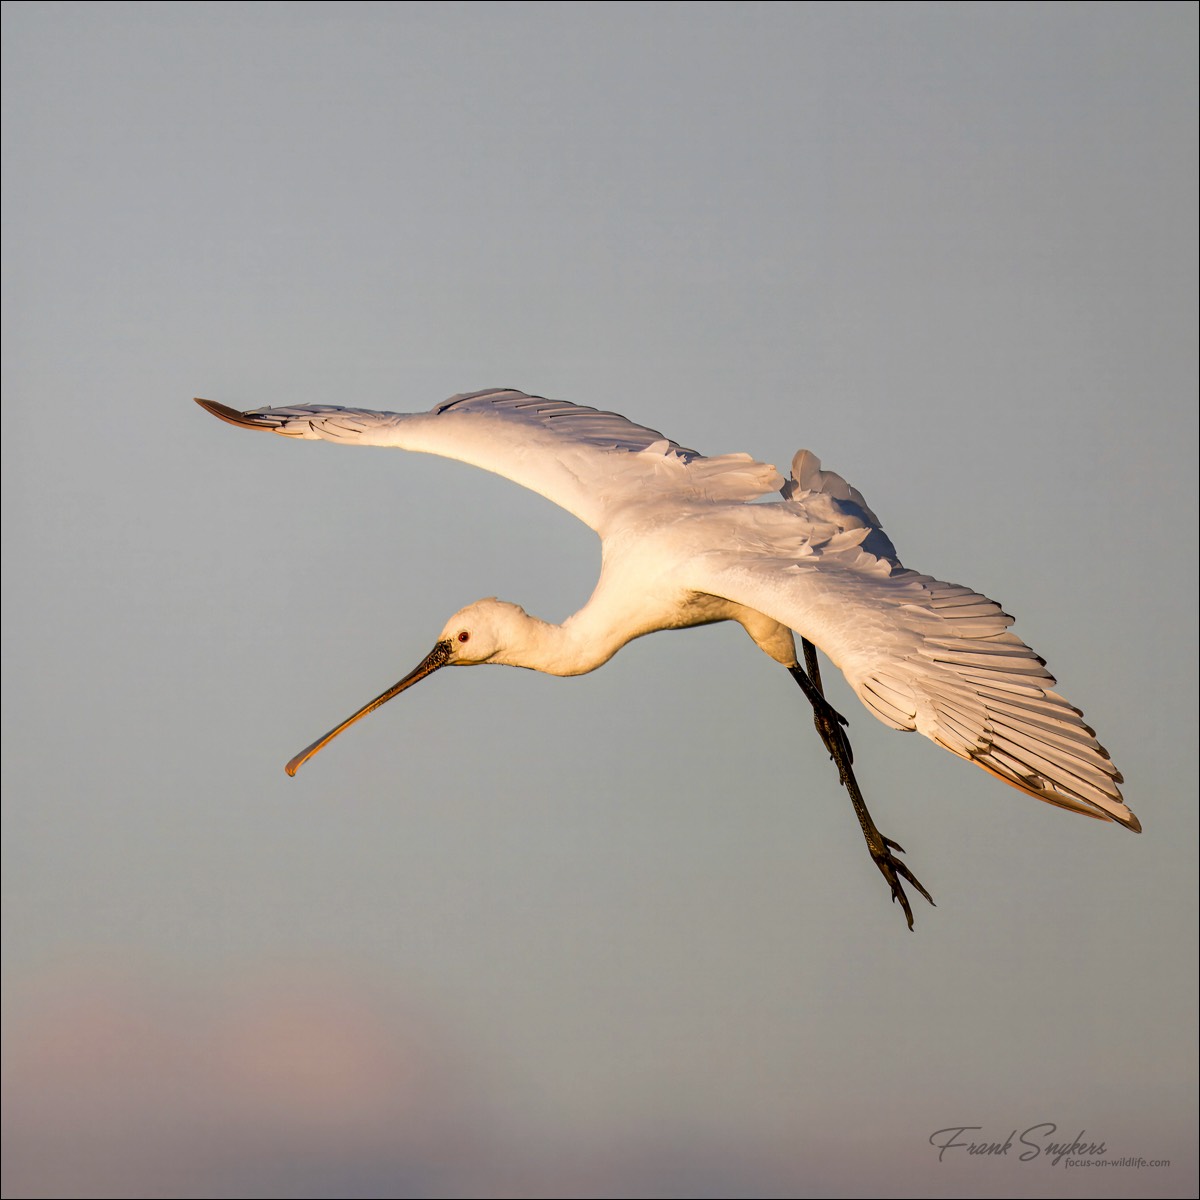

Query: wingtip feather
<box><xmin>194</xmin><ymin>397</ymin><xmax>275</xmax><ymax>431</ymax></box>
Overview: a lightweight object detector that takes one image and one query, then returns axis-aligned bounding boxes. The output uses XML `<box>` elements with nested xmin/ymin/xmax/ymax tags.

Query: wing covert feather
<box><xmin>195</xmin><ymin>390</ymin><xmax>782</xmax><ymax>532</ymax></box>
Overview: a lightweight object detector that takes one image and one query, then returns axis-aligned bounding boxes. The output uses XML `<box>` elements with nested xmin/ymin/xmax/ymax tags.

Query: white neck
<box><xmin>493</xmin><ymin>604</ymin><xmax>635</xmax><ymax>677</ymax></box>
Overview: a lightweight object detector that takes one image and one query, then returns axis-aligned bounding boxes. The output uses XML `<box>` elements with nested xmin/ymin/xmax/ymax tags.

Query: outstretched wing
<box><xmin>195</xmin><ymin>389</ymin><xmax>783</xmax><ymax>533</ymax></box>
<box><xmin>691</xmin><ymin>452</ymin><xmax>1136</xmax><ymax>831</ymax></box>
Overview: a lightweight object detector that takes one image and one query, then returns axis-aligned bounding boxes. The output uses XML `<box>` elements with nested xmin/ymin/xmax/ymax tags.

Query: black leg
<box><xmin>788</xmin><ymin>638</ymin><xmax>935</xmax><ymax>930</ymax></box>
<box><xmin>794</xmin><ymin>639</ymin><xmax>853</xmax><ymax>768</ymax></box>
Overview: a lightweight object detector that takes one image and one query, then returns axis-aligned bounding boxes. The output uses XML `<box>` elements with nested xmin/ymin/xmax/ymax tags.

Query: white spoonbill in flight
<box><xmin>196</xmin><ymin>389</ymin><xmax>1138</xmax><ymax>928</ymax></box>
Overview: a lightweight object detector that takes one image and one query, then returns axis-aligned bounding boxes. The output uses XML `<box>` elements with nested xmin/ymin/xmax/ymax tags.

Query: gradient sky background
<box><xmin>3</xmin><ymin>4</ymin><xmax>1196</xmax><ymax>1197</ymax></box>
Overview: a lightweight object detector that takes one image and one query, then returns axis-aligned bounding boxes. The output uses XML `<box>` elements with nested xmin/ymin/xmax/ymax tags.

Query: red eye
<box><xmin>457</xmin><ymin>631</ymin><xmax>470</xmax><ymax>643</ymax></box>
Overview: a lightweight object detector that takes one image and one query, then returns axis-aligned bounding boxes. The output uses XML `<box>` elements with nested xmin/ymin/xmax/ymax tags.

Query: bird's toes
<box><xmin>872</xmin><ymin>842</ymin><xmax>935</xmax><ymax>929</ymax></box>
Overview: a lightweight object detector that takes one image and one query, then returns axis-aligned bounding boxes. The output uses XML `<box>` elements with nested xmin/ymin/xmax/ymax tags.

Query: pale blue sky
<box><xmin>3</xmin><ymin>4</ymin><xmax>1196</xmax><ymax>1197</ymax></box>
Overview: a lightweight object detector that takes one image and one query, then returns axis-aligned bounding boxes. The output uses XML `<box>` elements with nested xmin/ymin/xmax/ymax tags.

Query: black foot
<box><xmin>867</xmin><ymin>832</ymin><xmax>935</xmax><ymax>931</ymax></box>
<box><xmin>811</xmin><ymin>693</ymin><xmax>854</xmax><ymax>772</ymax></box>
<box><xmin>788</xmin><ymin>664</ymin><xmax>854</xmax><ymax>769</ymax></box>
